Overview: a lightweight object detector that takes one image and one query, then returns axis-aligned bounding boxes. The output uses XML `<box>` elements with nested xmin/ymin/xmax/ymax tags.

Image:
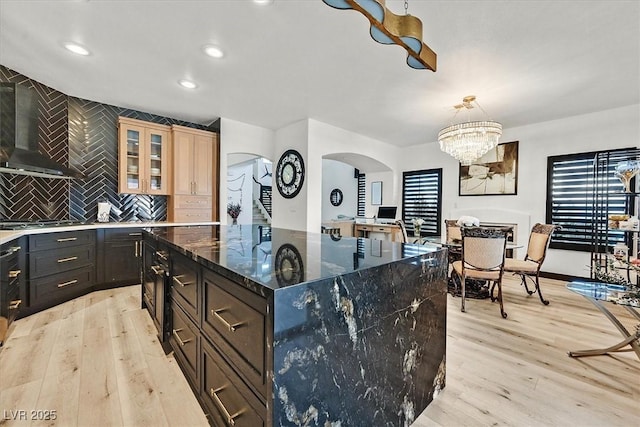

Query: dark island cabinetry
<box><xmin>144</xmin><ymin>225</ymin><xmax>447</xmax><ymax>426</ymax></box>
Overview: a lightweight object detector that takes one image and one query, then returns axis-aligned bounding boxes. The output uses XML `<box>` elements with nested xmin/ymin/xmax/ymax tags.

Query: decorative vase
<box><xmin>232</xmin><ymin>218</ymin><xmax>238</xmax><ymax>225</ymax></box>
<box><xmin>614</xmin><ymin>160</ymin><xmax>640</xmax><ymax>193</ymax></box>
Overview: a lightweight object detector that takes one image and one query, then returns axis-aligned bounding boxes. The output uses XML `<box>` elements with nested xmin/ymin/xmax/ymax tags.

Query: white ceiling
<box><xmin>1</xmin><ymin>0</ymin><xmax>638</xmax><ymax>148</ymax></box>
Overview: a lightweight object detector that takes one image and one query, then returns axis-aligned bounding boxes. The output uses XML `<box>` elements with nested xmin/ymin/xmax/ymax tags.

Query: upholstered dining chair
<box><xmin>452</xmin><ymin>227</ymin><xmax>510</xmax><ymax>318</ymax></box>
<box><xmin>501</xmin><ymin>223</ymin><xmax>560</xmax><ymax>305</ymax></box>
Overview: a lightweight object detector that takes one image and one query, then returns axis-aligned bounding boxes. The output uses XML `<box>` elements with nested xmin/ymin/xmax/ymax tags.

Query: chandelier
<box><xmin>438</xmin><ymin>96</ymin><xmax>503</xmax><ymax>165</ymax></box>
<box><xmin>321</xmin><ymin>0</ymin><xmax>437</xmax><ymax>71</ymax></box>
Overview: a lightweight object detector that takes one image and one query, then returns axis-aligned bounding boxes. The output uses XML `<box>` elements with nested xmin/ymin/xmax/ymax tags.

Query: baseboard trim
<box><xmin>539</xmin><ymin>271</ymin><xmax>589</xmax><ymax>282</ymax></box>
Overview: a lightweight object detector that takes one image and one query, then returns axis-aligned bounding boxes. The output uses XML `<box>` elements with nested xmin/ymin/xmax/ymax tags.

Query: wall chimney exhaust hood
<box><xmin>0</xmin><ymin>82</ymin><xmax>85</xmax><ymax>179</ymax></box>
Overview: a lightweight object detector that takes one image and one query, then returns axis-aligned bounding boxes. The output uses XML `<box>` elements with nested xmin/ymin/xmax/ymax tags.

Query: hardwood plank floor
<box><xmin>0</xmin><ymin>277</ymin><xmax>638</xmax><ymax>426</ymax></box>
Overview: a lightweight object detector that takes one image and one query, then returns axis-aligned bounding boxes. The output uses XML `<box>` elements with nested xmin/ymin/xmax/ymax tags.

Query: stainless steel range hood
<box><xmin>0</xmin><ymin>82</ymin><xmax>85</xmax><ymax>179</ymax></box>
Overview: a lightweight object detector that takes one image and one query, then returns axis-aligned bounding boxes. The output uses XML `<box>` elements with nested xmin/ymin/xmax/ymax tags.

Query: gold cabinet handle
<box><xmin>57</xmin><ymin>279</ymin><xmax>78</xmax><ymax>288</ymax></box>
<box><xmin>135</xmin><ymin>241</ymin><xmax>140</xmax><ymax>257</ymax></box>
<box><xmin>9</xmin><ymin>299</ymin><xmax>22</xmax><ymax>310</ymax></box>
<box><xmin>9</xmin><ymin>269</ymin><xmax>21</xmax><ymax>278</ymax></box>
<box><xmin>210</xmin><ymin>386</ymin><xmax>244</xmax><ymax>426</ymax></box>
<box><xmin>57</xmin><ymin>256</ymin><xmax>78</xmax><ymax>263</ymax></box>
<box><xmin>151</xmin><ymin>265</ymin><xmax>164</xmax><ymax>275</ymax></box>
<box><xmin>57</xmin><ymin>237</ymin><xmax>77</xmax><ymax>242</ymax></box>
<box><xmin>212</xmin><ymin>308</ymin><xmax>245</xmax><ymax>332</ymax></box>
<box><xmin>172</xmin><ymin>275</ymin><xmax>192</xmax><ymax>287</ymax></box>
<box><xmin>172</xmin><ymin>328</ymin><xmax>192</xmax><ymax>346</ymax></box>
<box><xmin>129</xmin><ymin>232</ymin><xmax>142</xmax><ymax>236</ymax></box>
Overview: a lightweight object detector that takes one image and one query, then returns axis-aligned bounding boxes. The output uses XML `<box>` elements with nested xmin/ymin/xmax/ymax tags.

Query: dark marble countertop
<box><xmin>145</xmin><ymin>224</ymin><xmax>445</xmax><ymax>291</ymax></box>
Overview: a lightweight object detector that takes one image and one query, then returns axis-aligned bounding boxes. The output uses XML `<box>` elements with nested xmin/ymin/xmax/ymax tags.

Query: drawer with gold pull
<box><xmin>29</xmin><ymin>265</ymin><xmax>95</xmax><ymax>306</ymax></box>
<box><xmin>171</xmin><ymin>251</ymin><xmax>200</xmax><ymax>323</ymax></box>
<box><xmin>29</xmin><ymin>230</ymin><xmax>95</xmax><ymax>252</ymax></box>
<box><xmin>202</xmin><ymin>269</ymin><xmax>268</xmax><ymax>398</ymax></box>
<box><xmin>29</xmin><ymin>244</ymin><xmax>95</xmax><ymax>278</ymax></box>
<box><xmin>201</xmin><ymin>338</ymin><xmax>266</xmax><ymax>427</ymax></box>
<box><xmin>170</xmin><ymin>302</ymin><xmax>200</xmax><ymax>387</ymax></box>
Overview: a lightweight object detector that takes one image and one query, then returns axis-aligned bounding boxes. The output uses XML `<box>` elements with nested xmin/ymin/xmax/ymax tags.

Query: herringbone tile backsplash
<box><xmin>0</xmin><ymin>65</ymin><xmax>210</xmax><ymax>222</ymax></box>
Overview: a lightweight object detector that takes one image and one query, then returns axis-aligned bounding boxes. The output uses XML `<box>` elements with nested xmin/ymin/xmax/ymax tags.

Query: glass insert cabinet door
<box><xmin>146</xmin><ymin>128</ymin><xmax>169</xmax><ymax>194</ymax></box>
<box><xmin>118</xmin><ymin>117</ymin><xmax>171</xmax><ymax>195</ymax></box>
<box><xmin>125</xmin><ymin>126</ymin><xmax>142</xmax><ymax>191</ymax></box>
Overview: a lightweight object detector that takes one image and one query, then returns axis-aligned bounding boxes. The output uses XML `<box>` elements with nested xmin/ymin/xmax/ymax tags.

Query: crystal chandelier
<box><xmin>438</xmin><ymin>96</ymin><xmax>503</xmax><ymax>165</ymax></box>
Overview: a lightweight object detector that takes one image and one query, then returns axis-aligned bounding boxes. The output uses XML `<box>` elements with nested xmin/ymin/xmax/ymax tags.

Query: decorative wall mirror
<box><xmin>330</xmin><ymin>188</ymin><xmax>343</xmax><ymax>206</ymax></box>
<box><xmin>371</xmin><ymin>181</ymin><xmax>382</xmax><ymax>205</ymax></box>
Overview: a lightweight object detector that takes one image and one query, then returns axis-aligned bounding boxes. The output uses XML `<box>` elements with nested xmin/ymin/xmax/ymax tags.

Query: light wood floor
<box><xmin>1</xmin><ymin>277</ymin><xmax>638</xmax><ymax>426</ymax></box>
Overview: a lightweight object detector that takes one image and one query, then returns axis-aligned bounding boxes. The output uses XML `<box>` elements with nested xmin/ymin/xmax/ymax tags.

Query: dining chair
<box><xmin>394</xmin><ymin>219</ymin><xmax>409</xmax><ymax>243</ymax></box>
<box><xmin>452</xmin><ymin>227</ymin><xmax>510</xmax><ymax>318</ymax></box>
<box><xmin>501</xmin><ymin>223</ymin><xmax>560</xmax><ymax>305</ymax></box>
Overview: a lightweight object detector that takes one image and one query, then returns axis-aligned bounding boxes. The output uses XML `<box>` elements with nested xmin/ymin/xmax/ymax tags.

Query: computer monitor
<box><xmin>377</xmin><ymin>206</ymin><xmax>397</xmax><ymax>220</ymax></box>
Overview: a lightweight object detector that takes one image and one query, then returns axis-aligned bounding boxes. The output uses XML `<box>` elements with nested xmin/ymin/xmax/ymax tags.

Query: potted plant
<box><xmin>412</xmin><ymin>218</ymin><xmax>425</xmax><ymax>236</ymax></box>
<box><xmin>227</xmin><ymin>202</ymin><xmax>242</xmax><ymax>224</ymax></box>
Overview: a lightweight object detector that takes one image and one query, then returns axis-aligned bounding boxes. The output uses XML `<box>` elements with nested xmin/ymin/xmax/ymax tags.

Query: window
<box><xmin>402</xmin><ymin>168</ymin><xmax>442</xmax><ymax>236</ymax></box>
<box><xmin>546</xmin><ymin>148</ymin><xmax>636</xmax><ymax>251</ymax></box>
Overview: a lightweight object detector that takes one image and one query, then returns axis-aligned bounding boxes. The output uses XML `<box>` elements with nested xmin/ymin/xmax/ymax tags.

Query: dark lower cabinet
<box><xmin>170</xmin><ymin>301</ymin><xmax>200</xmax><ymax>389</ymax></box>
<box><xmin>171</xmin><ymin>252</ymin><xmax>200</xmax><ymax>323</ymax></box>
<box><xmin>144</xmin><ymin>232</ymin><xmax>269</xmax><ymax>426</ymax></box>
<box><xmin>201</xmin><ymin>338</ymin><xmax>266</xmax><ymax>427</ymax></box>
<box><xmin>1</xmin><ymin>242</ymin><xmax>23</xmax><ymax>345</ymax></box>
<box><xmin>101</xmin><ymin>228</ymin><xmax>142</xmax><ymax>285</ymax></box>
<box><xmin>27</xmin><ymin>230</ymin><xmax>96</xmax><ymax>313</ymax></box>
<box><xmin>202</xmin><ymin>269</ymin><xmax>268</xmax><ymax>398</ymax></box>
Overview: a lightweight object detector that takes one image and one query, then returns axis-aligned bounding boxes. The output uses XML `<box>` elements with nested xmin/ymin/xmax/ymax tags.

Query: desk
<box><xmin>354</xmin><ymin>223</ymin><xmax>402</xmax><ymax>242</ymax></box>
<box><xmin>566</xmin><ymin>280</ymin><xmax>640</xmax><ymax>360</ymax></box>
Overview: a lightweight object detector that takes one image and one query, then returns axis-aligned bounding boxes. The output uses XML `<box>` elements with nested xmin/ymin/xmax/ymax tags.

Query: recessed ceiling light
<box><xmin>63</xmin><ymin>42</ymin><xmax>90</xmax><ymax>56</ymax></box>
<box><xmin>178</xmin><ymin>79</ymin><xmax>197</xmax><ymax>89</ymax></box>
<box><xmin>202</xmin><ymin>45</ymin><xmax>224</xmax><ymax>59</ymax></box>
<box><xmin>254</xmin><ymin>0</ymin><xmax>274</xmax><ymax>5</ymax></box>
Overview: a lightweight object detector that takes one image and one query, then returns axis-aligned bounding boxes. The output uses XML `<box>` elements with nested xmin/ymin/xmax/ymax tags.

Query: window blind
<box><xmin>546</xmin><ymin>149</ymin><xmax>635</xmax><ymax>251</ymax></box>
<box><xmin>402</xmin><ymin>169</ymin><xmax>442</xmax><ymax>236</ymax></box>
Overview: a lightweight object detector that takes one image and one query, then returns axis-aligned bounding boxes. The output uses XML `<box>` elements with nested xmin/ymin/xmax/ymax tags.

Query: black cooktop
<box><xmin>0</xmin><ymin>219</ymin><xmax>88</xmax><ymax>230</ymax></box>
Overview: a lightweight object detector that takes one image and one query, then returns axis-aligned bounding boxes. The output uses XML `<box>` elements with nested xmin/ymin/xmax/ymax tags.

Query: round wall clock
<box><xmin>275</xmin><ymin>243</ymin><xmax>304</xmax><ymax>287</ymax></box>
<box><xmin>330</xmin><ymin>188</ymin><xmax>343</xmax><ymax>206</ymax></box>
<box><xmin>275</xmin><ymin>149</ymin><xmax>305</xmax><ymax>199</ymax></box>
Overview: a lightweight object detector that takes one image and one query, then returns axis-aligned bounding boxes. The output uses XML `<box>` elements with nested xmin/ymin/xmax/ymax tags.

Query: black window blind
<box><xmin>402</xmin><ymin>168</ymin><xmax>442</xmax><ymax>236</ymax></box>
<box><xmin>546</xmin><ymin>149</ymin><xmax>635</xmax><ymax>251</ymax></box>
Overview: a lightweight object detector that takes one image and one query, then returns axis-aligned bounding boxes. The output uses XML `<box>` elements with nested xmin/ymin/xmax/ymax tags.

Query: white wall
<box><xmin>321</xmin><ymin>159</ymin><xmax>358</xmax><ymax>221</ymax></box>
<box><xmin>226</xmin><ymin>162</ymin><xmax>253</xmax><ymax>224</ymax></box>
<box><xmin>220</xmin><ymin>118</ymin><xmax>276</xmax><ymax>225</ymax></box>
<box><xmin>272</xmin><ymin>120</ymin><xmax>309</xmax><ymax>231</ymax></box>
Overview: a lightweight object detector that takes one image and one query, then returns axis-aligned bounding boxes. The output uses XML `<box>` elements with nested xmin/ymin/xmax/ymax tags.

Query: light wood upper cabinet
<box><xmin>169</xmin><ymin>125</ymin><xmax>218</xmax><ymax>222</ymax></box>
<box><xmin>172</xmin><ymin>126</ymin><xmax>214</xmax><ymax>196</ymax></box>
<box><xmin>118</xmin><ymin>117</ymin><xmax>171</xmax><ymax>195</ymax></box>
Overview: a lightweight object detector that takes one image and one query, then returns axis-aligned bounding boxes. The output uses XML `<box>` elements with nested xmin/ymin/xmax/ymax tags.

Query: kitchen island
<box><xmin>144</xmin><ymin>225</ymin><xmax>448</xmax><ymax>426</ymax></box>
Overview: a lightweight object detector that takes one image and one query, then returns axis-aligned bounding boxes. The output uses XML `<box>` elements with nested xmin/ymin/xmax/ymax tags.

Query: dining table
<box><xmin>566</xmin><ymin>280</ymin><xmax>640</xmax><ymax>360</ymax></box>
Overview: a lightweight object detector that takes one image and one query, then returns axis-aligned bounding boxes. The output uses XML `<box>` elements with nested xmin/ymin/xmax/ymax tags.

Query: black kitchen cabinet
<box><xmin>28</xmin><ymin>230</ymin><xmax>96</xmax><ymax>310</ymax></box>
<box><xmin>98</xmin><ymin>228</ymin><xmax>143</xmax><ymax>285</ymax></box>
<box><xmin>142</xmin><ymin>238</ymin><xmax>170</xmax><ymax>347</ymax></box>
<box><xmin>1</xmin><ymin>239</ymin><xmax>24</xmax><ymax>346</ymax></box>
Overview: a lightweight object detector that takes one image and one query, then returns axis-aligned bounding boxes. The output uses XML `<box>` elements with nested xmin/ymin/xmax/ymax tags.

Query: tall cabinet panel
<box><xmin>118</xmin><ymin>117</ymin><xmax>171</xmax><ymax>195</ymax></box>
<box><xmin>169</xmin><ymin>125</ymin><xmax>218</xmax><ymax>222</ymax></box>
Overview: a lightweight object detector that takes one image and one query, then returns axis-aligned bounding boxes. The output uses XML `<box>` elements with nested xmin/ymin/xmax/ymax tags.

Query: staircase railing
<box><xmin>253</xmin><ymin>177</ymin><xmax>272</xmax><ymax>219</ymax></box>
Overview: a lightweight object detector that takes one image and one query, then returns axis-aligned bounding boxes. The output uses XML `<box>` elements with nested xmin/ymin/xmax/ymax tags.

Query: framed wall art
<box><xmin>459</xmin><ymin>141</ymin><xmax>519</xmax><ymax>196</ymax></box>
<box><xmin>371</xmin><ymin>181</ymin><xmax>382</xmax><ymax>205</ymax></box>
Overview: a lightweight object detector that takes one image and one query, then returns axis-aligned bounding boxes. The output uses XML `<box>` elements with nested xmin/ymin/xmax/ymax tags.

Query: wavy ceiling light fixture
<box><xmin>322</xmin><ymin>0</ymin><xmax>436</xmax><ymax>71</ymax></box>
<box><xmin>438</xmin><ymin>96</ymin><xmax>503</xmax><ymax>165</ymax></box>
